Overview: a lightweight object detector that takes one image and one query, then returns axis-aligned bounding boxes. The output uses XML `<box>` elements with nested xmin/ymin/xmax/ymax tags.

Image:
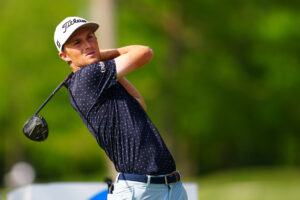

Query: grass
<box><xmin>0</xmin><ymin>188</ymin><xmax>7</xmax><ymax>200</ymax></box>
<box><xmin>1</xmin><ymin>167</ymin><xmax>300</xmax><ymax>200</ymax></box>
<box><xmin>196</xmin><ymin>167</ymin><xmax>300</xmax><ymax>200</ymax></box>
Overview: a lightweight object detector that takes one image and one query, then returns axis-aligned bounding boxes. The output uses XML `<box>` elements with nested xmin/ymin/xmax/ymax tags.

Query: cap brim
<box><xmin>77</xmin><ymin>22</ymin><xmax>99</xmax><ymax>33</ymax></box>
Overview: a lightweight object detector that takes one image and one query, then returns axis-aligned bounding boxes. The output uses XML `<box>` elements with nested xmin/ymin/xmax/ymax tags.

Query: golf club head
<box><xmin>23</xmin><ymin>115</ymin><xmax>49</xmax><ymax>141</ymax></box>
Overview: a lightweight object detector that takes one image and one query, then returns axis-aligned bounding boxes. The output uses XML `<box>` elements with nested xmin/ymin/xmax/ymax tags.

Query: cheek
<box><xmin>68</xmin><ymin>50</ymin><xmax>83</xmax><ymax>59</ymax></box>
<box><xmin>93</xmin><ymin>43</ymin><xmax>100</xmax><ymax>56</ymax></box>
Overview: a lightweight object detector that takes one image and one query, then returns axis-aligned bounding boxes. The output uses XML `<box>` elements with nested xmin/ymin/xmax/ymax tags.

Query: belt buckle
<box><xmin>164</xmin><ymin>175</ymin><xmax>169</xmax><ymax>186</ymax></box>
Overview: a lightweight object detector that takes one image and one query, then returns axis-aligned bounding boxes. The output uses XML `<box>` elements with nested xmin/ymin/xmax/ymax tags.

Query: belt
<box><xmin>118</xmin><ymin>171</ymin><xmax>181</xmax><ymax>185</ymax></box>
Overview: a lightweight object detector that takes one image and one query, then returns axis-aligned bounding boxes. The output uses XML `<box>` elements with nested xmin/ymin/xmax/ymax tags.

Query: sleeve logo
<box><xmin>99</xmin><ymin>62</ymin><xmax>106</xmax><ymax>73</ymax></box>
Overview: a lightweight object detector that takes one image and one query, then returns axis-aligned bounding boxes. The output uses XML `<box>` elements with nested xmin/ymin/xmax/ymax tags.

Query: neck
<box><xmin>70</xmin><ymin>63</ymin><xmax>81</xmax><ymax>73</ymax></box>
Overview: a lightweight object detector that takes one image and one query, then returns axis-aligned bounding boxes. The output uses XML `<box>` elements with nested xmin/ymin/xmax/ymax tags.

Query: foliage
<box><xmin>116</xmin><ymin>0</ymin><xmax>300</xmax><ymax>175</ymax></box>
<box><xmin>197</xmin><ymin>167</ymin><xmax>300</xmax><ymax>200</ymax></box>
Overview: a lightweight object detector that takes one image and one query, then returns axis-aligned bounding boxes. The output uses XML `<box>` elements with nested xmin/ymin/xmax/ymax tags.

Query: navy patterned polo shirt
<box><xmin>64</xmin><ymin>60</ymin><xmax>176</xmax><ymax>175</ymax></box>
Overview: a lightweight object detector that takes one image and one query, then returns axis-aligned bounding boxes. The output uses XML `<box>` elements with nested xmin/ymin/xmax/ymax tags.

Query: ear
<box><xmin>59</xmin><ymin>51</ymin><xmax>72</xmax><ymax>62</ymax></box>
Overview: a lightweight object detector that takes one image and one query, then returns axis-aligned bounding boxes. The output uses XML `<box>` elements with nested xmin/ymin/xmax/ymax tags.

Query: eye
<box><xmin>87</xmin><ymin>34</ymin><xmax>94</xmax><ymax>40</ymax></box>
<box><xmin>73</xmin><ymin>40</ymin><xmax>80</xmax><ymax>45</ymax></box>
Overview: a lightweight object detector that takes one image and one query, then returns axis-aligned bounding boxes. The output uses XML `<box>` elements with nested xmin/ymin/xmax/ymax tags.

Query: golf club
<box><xmin>23</xmin><ymin>72</ymin><xmax>73</xmax><ymax>141</ymax></box>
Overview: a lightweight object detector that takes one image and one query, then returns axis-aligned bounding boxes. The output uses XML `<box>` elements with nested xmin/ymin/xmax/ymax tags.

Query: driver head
<box><xmin>23</xmin><ymin>115</ymin><xmax>49</xmax><ymax>141</ymax></box>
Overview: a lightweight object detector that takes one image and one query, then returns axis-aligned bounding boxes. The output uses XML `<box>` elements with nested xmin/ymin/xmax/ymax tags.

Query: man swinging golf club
<box><xmin>54</xmin><ymin>16</ymin><xmax>188</xmax><ymax>200</ymax></box>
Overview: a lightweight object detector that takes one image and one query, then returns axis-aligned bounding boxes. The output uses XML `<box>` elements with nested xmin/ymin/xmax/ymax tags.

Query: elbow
<box><xmin>143</xmin><ymin>46</ymin><xmax>154</xmax><ymax>63</ymax></box>
<box><xmin>147</xmin><ymin>47</ymin><xmax>154</xmax><ymax>59</ymax></box>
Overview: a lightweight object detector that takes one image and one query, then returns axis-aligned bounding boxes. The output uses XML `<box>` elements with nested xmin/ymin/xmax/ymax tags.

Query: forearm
<box><xmin>100</xmin><ymin>45</ymin><xmax>150</xmax><ymax>61</ymax></box>
<box><xmin>99</xmin><ymin>49</ymin><xmax>120</xmax><ymax>61</ymax></box>
<box><xmin>118</xmin><ymin>77</ymin><xmax>147</xmax><ymax>111</ymax></box>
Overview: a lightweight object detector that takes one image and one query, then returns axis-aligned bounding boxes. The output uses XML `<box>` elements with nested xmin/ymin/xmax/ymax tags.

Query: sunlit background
<box><xmin>1</xmin><ymin>0</ymin><xmax>300</xmax><ymax>199</ymax></box>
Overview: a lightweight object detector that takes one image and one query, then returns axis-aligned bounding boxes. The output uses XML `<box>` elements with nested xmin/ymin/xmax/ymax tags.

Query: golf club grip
<box><xmin>34</xmin><ymin>72</ymin><xmax>73</xmax><ymax>115</ymax></box>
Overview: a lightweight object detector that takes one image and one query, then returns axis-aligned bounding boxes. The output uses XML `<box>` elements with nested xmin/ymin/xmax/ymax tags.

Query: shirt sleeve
<box><xmin>83</xmin><ymin>59</ymin><xmax>117</xmax><ymax>87</ymax></box>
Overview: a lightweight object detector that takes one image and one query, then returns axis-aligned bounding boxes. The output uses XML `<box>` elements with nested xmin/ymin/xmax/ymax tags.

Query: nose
<box><xmin>83</xmin><ymin>39</ymin><xmax>92</xmax><ymax>50</ymax></box>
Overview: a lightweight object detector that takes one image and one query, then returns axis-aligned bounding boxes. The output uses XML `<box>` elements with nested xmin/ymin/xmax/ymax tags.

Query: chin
<box><xmin>86</xmin><ymin>58</ymin><xmax>100</xmax><ymax>65</ymax></box>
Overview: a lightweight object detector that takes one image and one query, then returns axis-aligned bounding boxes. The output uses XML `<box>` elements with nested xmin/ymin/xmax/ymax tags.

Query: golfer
<box><xmin>54</xmin><ymin>16</ymin><xmax>188</xmax><ymax>200</ymax></box>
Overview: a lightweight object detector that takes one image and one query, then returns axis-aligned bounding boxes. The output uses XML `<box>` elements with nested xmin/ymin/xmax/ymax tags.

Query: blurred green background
<box><xmin>1</xmin><ymin>0</ymin><xmax>300</xmax><ymax>199</ymax></box>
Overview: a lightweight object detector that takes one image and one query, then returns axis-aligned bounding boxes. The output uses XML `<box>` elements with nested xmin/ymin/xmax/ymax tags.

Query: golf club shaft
<box><xmin>34</xmin><ymin>72</ymin><xmax>73</xmax><ymax>115</ymax></box>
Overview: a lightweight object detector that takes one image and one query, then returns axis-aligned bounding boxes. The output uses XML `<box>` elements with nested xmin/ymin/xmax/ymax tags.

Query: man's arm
<box><xmin>100</xmin><ymin>45</ymin><xmax>153</xmax><ymax>79</ymax></box>
<box><xmin>100</xmin><ymin>45</ymin><xmax>153</xmax><ymax>77</ymax></box>
<box><xmin>100</xmin><ymin>49</ymin><xmax>121</xmax><ymax>61</ymax></box>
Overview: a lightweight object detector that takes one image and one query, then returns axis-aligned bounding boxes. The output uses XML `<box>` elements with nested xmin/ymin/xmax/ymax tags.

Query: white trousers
<box><xmin>107</xmin><ymin>176</ymin><xmax>188</xmax><ymax>200</ymax></box>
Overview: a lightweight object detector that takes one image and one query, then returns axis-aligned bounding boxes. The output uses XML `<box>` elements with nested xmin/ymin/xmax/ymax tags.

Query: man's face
<box><xmin>60</xmin><ymin>27</ymin><xmax>101</xmax><ymax>68</ymax></box>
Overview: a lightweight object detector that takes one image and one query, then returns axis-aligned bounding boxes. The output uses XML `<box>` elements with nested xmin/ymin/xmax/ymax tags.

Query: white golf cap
<box><xmin>54</xmin><ymin>16</ymin><xmax>99</xmax><ymax>52</ymax></box>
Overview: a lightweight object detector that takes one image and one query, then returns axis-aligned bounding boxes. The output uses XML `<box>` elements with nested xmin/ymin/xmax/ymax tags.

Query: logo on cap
<box><xmin>62</xmin><ymin>18</ymin><xmax>87</xmax><ymax>33</ymax></box>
